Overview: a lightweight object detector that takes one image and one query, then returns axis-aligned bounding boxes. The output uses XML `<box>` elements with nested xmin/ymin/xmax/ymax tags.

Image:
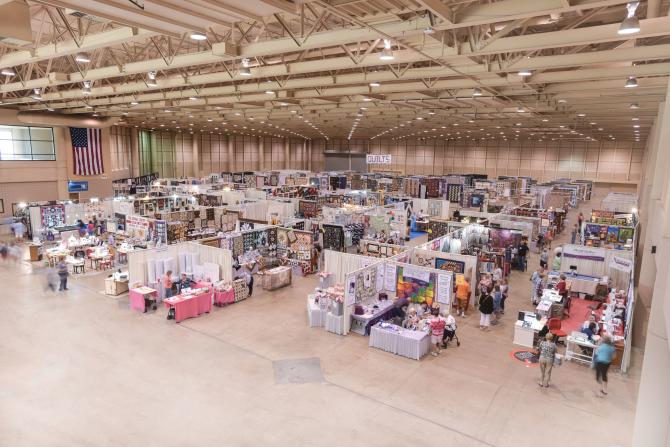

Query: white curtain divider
<box><xmin>128</xmin><ymin>242</ymin><xmax>233</xmax><ymax>287</ymax></box>
<box><xmin>324</xmin><ymin>250</ymin><xmax>379</xmax><ymax>285</ymax></box>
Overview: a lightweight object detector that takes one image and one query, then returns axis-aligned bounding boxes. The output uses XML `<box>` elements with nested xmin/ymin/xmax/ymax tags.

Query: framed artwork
<box><xmin>606</xmin><ymin>226</ymin><xmax>619</xmax><ymax>243</ymax></box>
<box><xmin>618</xmin><ymin>227</ymin><xmax>634</xmax><ymax>243</ymax></box>
<box><xmin>367</xmin><ymin>243</ymin><xmax>379</xmax><ymax>254</ymax></box>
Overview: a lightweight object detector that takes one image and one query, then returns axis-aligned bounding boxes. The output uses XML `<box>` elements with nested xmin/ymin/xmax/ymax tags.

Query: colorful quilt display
<box><xmin>446</xmin><ymin>184</ymin><xmax>463</xmax><ymax>203</ymax></box>
<box><xmin>435</xmin><ymin>258</ymin><xmax>465</xmax><ymax>274</ymax></box>
<box><xmin>323</xmin><ymin>224</ymin><xmax>345</xmax><ymax>251</ymax></box>
<box><xmin>41</xmin><ymin>204</ymin><xmax>65</xmax><ymax>228</ymax></box>
<box><xmin>396</xmin><ymin>265</ymin><xmax>436</xmax><ymax>307</ymax></box>
<box><xmin>298</xmin><ymin>200</ymin><xmax>318</xmax><ymax>218</ymax></box>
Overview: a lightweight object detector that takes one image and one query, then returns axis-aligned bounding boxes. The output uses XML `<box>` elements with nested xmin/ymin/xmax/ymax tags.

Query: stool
<box><xmin>98</xmin><ymin>257</ymin><xmax>113</xmax><ymax>270</ymax></box>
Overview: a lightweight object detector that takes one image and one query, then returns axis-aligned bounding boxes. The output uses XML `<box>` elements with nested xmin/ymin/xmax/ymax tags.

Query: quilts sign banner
<box><xmin>611</xmin><ymin>256</ymin><xmax>633</xmax><ymax>273</ymax></box>
<box><xmin>366</xmin><ymin>154</ymin><xmax>392</xmax><ymax>164</ymax></box>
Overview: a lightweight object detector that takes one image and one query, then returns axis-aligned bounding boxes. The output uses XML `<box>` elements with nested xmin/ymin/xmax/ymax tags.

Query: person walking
<box><xmin>478</xmin><ymin>290</ymin><xmax>494</xmax><ymax>330</ymax></box>
<box><xmin>57</xmin><ymin>260</ymin><xmax>69</xmax><ymax>291</ymax></box>
<box><xmin>577</xmin><ymin>212</ymin><xmax>584</xmax><ymax>230</ymax></box>
<box><xmin>530</xmin><ymin>267</ymin><xmax>544</xmax><ymax>304</ymax></box>
<box><xmin>517</xmin><ymin>240</ymin><xmax>529</xmax><ymax>272</ymax></box>
<box><xmin>540</xmin><ymin>248</ymin><xmax>548</xmax><ymax>269</ymax></box>
<box><xmin>455</xmin><ymin>277</ymin><xmax>471</xmax><ymax>317</ymax></box>
<box><xmin>538</xmin><ymin>333</ymin><xmax>557</xmax><ymax>388</ymax></box>
<box><xmin>594</xmin><ymin>335</ymin><xmax>616</xmax><ymax>396</ymax></box>
<box><xmin>571</xmin><ymin>223</ymin><xmax>579</xmax><ymax>244</ymax></box>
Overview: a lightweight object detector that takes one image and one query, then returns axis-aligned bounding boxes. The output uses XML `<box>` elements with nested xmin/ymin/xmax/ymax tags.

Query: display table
<box><xmin>307</xmin><ymin>295</ymin><xmax>327</xmax><ymax>328</ymax></box>
<box><xmin>565</xmin><ymin>332</ymin><xmax>597</xmax><ymax>365</ymax></box>
<box><xmin>105</xmin><ymin>277</ymin><xmax>129</xmax><ymax>296</ymax></box>
<box><xmin>549</xmin><ymin>271</ymin><xmax>604</xmax><ymax>296</ymax></box>
<box><xmin>369</xmin><ymin>323</ymin><xmax>431</xmax><ymax>360</ymax></box>
<box><xmin>350</xmin><ymin>300</ymin><xmax>395</xmax><ymax>336</ymax></box>
<box><xmin>513</xmin><ymin>312</ymin><xmax>547</xmax><ymax>348</ymax></box>
<box><xmin>129</xmin><ymin>286</ymin><xmax>158</xmax><ymax>313</ymax></box>
<box><xmin>213</xmin><ymin>288</ymin><xmax>235</xmax><ymax>306</ymax></box>
<box><xmin>326</xmin><ymin>312</ymin><xmax>344</xmax><ymax>335</ymax></box>
<box><xmin>164</xmin><ymin>289</ymin><xmax>212</xmax><ymax>323</ymax></box>
<box><xmin>261</xmin><ymin>266</ymin><xmax>292</xmax><ymax>290</ymax></box>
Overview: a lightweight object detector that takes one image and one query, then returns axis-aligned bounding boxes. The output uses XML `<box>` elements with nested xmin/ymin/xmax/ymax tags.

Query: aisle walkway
<box><xmin>0</xmin><ymin>186</ymin><xmax>640</xmax><ymax>447</ymax></box>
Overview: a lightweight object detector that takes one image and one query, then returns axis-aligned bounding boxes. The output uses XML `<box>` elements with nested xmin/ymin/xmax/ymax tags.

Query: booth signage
<box><xmin>366</xmin><ymin>154</ymin><xmax>392</xmax><ymax>164</ymax></box>
<box><xmin>611</xmin><ymin>256</ymin><xmax>633</xmax><ymax>273</ymax></box>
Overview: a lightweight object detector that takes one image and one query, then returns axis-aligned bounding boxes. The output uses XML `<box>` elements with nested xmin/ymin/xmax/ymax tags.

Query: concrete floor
<box><xmin>1</xmin><ymin>187</ymin><xmax>640</xmax><ymax>447</ymax></box>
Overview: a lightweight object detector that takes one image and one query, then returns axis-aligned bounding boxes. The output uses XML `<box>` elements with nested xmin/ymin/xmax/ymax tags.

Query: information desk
<box><xmin>261</xmin><ymin>266</ymin><xmax>292</xmax><ymax>291</ymax></box>
<box><xmin>369</xmin><ymin>323</ymin><xmax>431</xmax><ymax>360</ymax></box>
<box><xmin>163</xmin><ymin>289</ymin><xmax>212</xmax><ymax>323</ymax></box>
<box><xmin>350</xmin><ymin>300</ymin><xmax>395</xmax><ymax>336</ymax></box>
<box><xmin>513</xmin><ymin>312</ymin><xmax>547</xmax><ymax>348</ymax></box>
<box><xmin>129</xmin><ymin>286</ymin><xmax>158</xmax><ymax>313</ymax></box>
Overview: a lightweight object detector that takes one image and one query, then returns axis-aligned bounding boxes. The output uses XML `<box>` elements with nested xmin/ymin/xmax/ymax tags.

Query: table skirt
<box><xmin>326</xmin><ymin>312</ymin><xmax>344</xmax><ymax>335</ymax></box>
<box><xmin>369</xmin><ymin>325</ymin><xmax>430</xmax><ymax>360</ymax></box>
<box><xmin>129</xmin><ymin>289</ymin><xmax>157</xmax><ymax>312</ymax></box>
<box><xmin>307</xmin><ymin>296</ymin><xmax>327</xmax><ymax>327</ymax></box>
<box><xmin>214</xmin><ymin>289</ymin><xmax>235</xmax><ymax>306</ymax></box>
<box><xmin>164</xmin><ymin>292</ymin><xmax>212</xmax><ymax>323</ymax></box>
<box><xmin>369</xmin><ymin>326</ymin><xmax>399</xmax><ymax>354</ymax></box>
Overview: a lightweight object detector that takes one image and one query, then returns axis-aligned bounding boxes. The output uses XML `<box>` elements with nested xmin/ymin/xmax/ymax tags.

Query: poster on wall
<box><xmin>384</xmin><ymin>263</ymin><xmax>396</xmax><ymax>291</ymax></box>
<box><xmin>436</xmin><ymin>272</ymin><xmax>452</xmax><ymax>306</ymax></box>
<box><xmin>125</xmin><ymin>215</ymin><xmax>151</xmax><ymax>239</ymax></box>
<box><xmin>346</xmin><ymin>276</ymin><xmax>356</xmax><ymax>306</ymax></box>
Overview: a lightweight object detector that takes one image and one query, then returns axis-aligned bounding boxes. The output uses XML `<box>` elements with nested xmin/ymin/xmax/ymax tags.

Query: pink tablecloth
<box><xmin>129</xmin><ymin>288</ymin><xmax>158</xmax><ymax>312</ymax></box>
<box><xmin>163</xmin><ymin>291</ymin><xmax>212</xmax><ymax>323</ymax></box>
<box><xmin>213</xmin><ymin>289</ymin><xmax>235</xmax><ymax>305</ymax></box>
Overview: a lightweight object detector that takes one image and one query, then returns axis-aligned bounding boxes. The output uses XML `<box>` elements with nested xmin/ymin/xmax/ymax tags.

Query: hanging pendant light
<box><xmin>624</xmin><ymin>76</ymin><xmax>638</xmax><ymax>88</ymax></box>
<box><xmin>618</xmin><ymin>2</ymin><xmax>640</xmax><ymax>35</ymax></box>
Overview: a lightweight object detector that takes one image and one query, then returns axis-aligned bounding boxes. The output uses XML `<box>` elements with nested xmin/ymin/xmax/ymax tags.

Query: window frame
<box><xmin>0</xmin><ymin>125</ymin><xmax>56</xmax><ymax>161</ymax></box>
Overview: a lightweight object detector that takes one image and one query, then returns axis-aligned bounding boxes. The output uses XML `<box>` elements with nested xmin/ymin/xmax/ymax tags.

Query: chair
<box><xmin>548</xmin><ymin>317</ymin><xmax>568</xmax><ymax>343</ymax></box>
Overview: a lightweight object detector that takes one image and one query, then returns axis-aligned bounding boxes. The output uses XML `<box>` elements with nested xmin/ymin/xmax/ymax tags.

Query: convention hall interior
<box><xmin>1</xmin><ymin>0</ymin><xmax>669</xmax><ymax>446</ymax></box>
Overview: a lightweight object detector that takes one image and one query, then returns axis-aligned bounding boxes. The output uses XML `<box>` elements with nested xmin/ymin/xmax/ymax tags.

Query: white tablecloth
<box><xmin>369</xmin><ymin>324</ymin><xmax>430</xmax><ymax>360</ymax></box>
<box><xmin>307</xmin><ymin>295</ymin><xmax>327</xmax><ymax>328</ymax></box>
<box><xmin>397</xmin><ymin>330</ymin><xmax>431</xmax><ymax>360</ymax></box>
<box><xmin>326</xmin><ymin>312</ymin><xmax>344</xmax><ymax>335</ymax></box>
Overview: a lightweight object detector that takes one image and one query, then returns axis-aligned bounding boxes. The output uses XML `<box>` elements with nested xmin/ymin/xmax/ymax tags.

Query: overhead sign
<box><xmin>366</xmin><ymin>154</ymin><xmax>392</xmax><ymax>164</ymax></box>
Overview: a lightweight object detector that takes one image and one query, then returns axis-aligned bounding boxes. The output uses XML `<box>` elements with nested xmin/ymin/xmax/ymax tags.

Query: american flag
<box><xmin>70</xmin><ymin>127</ymin><xmax>104</xmax><ymax>176</ymax></box>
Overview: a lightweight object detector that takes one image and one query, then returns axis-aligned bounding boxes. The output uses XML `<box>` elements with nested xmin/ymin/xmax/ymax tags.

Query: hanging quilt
<box><xmin>435</xmin><ymin>258</ymin><xmax>465</xmax><ymax>274</ymax></box>
<box><xmin>323</xmin><ymin>224</ymin><xmax>344</xmax><ymax>251</ymax></box>
<box><xmin>446</xmin><ymin>184</ymin><xmax>463</xmax><ymax>203</ymax></box>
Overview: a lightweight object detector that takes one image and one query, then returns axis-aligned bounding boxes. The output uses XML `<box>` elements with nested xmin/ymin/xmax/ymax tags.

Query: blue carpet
<box><xmin>409</xmin><ymin>231</ymin><xmax>426</xmax><ymax>239</ymax></box>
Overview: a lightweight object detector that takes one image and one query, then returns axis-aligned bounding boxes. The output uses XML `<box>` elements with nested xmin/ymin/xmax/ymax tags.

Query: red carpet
<box><xmin>560</xmin><ymin>297</ymin><xmax>592</xmax><ymax>334</ymax></box>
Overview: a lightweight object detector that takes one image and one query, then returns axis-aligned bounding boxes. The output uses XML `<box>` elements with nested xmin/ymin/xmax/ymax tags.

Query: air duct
<box><xmin>17</xmin><ymin>111</ymin><xmax>120</xmax><ymax>128</ymax></box>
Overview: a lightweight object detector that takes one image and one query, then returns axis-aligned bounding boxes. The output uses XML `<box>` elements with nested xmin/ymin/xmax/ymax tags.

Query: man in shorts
<box><xmin>455</xmin><ymin>277</ymin><xmax>471</xmax><ymax>317</ymax></box>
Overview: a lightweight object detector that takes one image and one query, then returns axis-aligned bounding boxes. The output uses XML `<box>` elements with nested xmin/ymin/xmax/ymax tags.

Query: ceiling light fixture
<box><xmin>369</xmin><ymin>81</ymin><xmax>381</xmax><ymax>87</ymax></box>
<box><xmin>1</xmin><ymin>68</ymin><xmax>15</xmax><ymax>76</ymax></box>
<box><xmin>423</xmin><ymin>26</ymin><xmax>435</xmax><ymax>35</ymax></box>
<box><xmin>518</xmin><ymin>69</ymin><xmax>532</xmax><ymax>77</ymax></box>
<box><xmin>82</xmin><ymin>81</ymin><xmax>92</xmax><ymax>95</ymax></box>
<box><xmin>74</xmin><ymin>53</ymin><xmax>91</xmax><ymax>63</ymax></box>
<box><xmin>624</xmin><ymin>76</ymin><xmax>638</xmax><ymax>88</ymax></box>
<box><xmin>189</xmin><ymin>31</ymin><xmax>207</xmax><ymax>40</ymax></box>
<box><xmin>130</xmin><ymin>101</ymin><xmax>139</xmax><ymax>106</ymax></box>
<box><xmin>240</xmin><ymin>58</ymin><xmax>252</xmax><ymax>76</ymax></box>
<box><xmin>630</xmin><ymin>102</ymin><xmax>640</xmax><ymax>109</ymax></box>
<box><xmin>379</xmin><ymin>39</ymin><xmax>395</xmax><ymax>60</ymax></box>
<box><xmin>472</xmin><ymin>87</ymin><xmax>483</xmax><ymax>96</ymax></box>
<box><xmin>618</xmin><ymin>2</ymin><xmax>640</xmax><ymax>35</ymax></box>
<box><xmin>146</xmin><ymin>71</ymin><xmax>158</xmax><ymax>87</ymax></box>
<box><xmin>30</xmin><ymin>88</ymin><xmax>42</xmax><ymax>100</ymax></box>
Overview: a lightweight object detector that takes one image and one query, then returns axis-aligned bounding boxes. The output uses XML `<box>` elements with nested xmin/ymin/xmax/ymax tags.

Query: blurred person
<box><xmin>57</xmin><ymin>260</ymin><xmax>69</xmax><ymax>291</ymax></box>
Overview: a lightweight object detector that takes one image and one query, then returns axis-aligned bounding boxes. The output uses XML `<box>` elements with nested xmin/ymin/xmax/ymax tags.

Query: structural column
<box><xmin>258</xmin><ymin>136</ymin><xmax>264</xmax><ymax>171</ymax></box>
<box><xmin>227</xmin><ymin>135</ymin><xmax>234</xmax><ymax>172</ymax></box>
<box><xmin>130</xmin><ymin>127</ymin><xmax>140</xmax><ymax>177</ymax></box>
<box><xmin>284</xmin><ymin>137</ymin><xmax>290</xmax><ymax>169</ymax></box>
<box><xmin>307</xmin><ymin>140</ymin><xmax>312</xmax><ymax>171</ymax></box>
<box><xmin>191</xmin><ymin>133</ymin><xmax>199</xmax><ymax>178</ymax></box>
<box><xmin>302</xmin><ymin>140</ymin><xmax>307</xmax><ymax>169</ymax></box>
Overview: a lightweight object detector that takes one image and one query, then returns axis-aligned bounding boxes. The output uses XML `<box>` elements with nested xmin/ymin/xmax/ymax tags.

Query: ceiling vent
<box><xmin>66</xmin><ymin>9</ymin><xmax>110</xmax><ymax>24</ymax></box>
